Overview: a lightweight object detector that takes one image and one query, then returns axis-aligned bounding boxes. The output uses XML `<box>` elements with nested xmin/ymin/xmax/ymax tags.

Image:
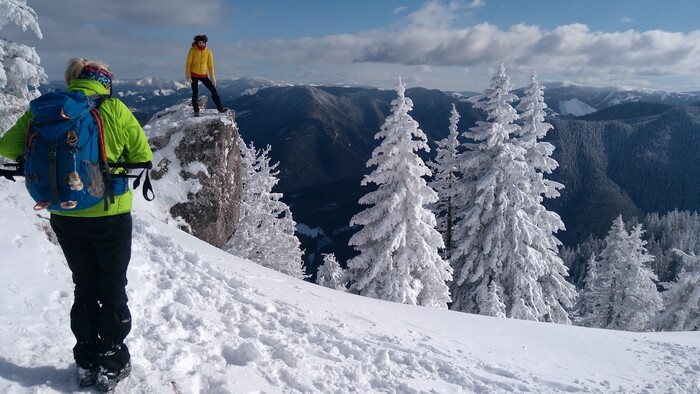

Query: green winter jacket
<box><xmin>0</xmin><ymin>79</ymin><xmax>153</xmax><ymax>217</ymax></box>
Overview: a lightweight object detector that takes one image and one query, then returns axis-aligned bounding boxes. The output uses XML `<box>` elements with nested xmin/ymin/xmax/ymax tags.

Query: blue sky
<box><xmin>5</xmin><ymin>0</ymin><xmax>700</xmax><ymax>92</ymax></box>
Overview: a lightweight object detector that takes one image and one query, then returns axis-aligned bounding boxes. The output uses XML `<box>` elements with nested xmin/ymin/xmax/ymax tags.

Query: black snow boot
<box><xmin>96</xmin><ymin>362</ymin><xmax>131</xmax><ymax>392</ymax></box>
<box><xmin>77</xmin><ymin>364</ymin><xmax>98</xmax><ymax>386</ymax></box>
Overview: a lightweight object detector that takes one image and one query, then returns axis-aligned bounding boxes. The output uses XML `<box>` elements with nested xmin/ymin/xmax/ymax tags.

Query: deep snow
<box><xmin>0</xmin><ymin>173</ymin><xmax>699</xmax><ymax>393</ymax></box>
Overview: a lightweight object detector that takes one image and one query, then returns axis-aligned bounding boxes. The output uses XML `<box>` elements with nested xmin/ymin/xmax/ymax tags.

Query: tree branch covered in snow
<box><xmin>0</xmin><ymin>0</ymin><xmax>46</xmax><ymax>133</ymax></box>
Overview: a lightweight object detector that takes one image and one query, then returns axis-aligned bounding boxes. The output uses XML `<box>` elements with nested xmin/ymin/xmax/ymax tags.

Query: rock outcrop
<box><xmin>145</xmin><ymin>100</ymin><xmax>242</xmax><ymax>248</ymax></box>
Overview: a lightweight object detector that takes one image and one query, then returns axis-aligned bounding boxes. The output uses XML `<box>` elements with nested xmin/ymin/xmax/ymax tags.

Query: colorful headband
<box><xmin>78</xmin><ymin>65</ymin><xmax>113</xmax><ymax>91</ymax></box>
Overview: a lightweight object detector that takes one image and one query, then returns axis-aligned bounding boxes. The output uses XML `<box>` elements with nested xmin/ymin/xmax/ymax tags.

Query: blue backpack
<box><xmin>21</xmin><ymin>90</ymin><xmax>153</xmax><ymax>211</ymax></box>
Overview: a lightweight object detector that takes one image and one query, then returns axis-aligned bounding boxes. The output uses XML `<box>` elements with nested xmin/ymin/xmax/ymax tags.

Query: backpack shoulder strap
<box><xmin>83</xmin><ymin>94</ymin><xmax>156</xmax><ymax>205</ymax></box>
<box><xmin>84</xmin><ymin>102</ymin><xmax>113</xmax><ymax>210</ymax></box>
<box><xmin>89</xmin><ymin>94</ymin><xmax>109</xmax><ymax>108</ymax></box>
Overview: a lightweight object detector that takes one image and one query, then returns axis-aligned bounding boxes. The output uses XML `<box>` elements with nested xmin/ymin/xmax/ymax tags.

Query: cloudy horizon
<box><xmin>4</xmin><ymin>0</ymin><xmax>700</xmax><ymax>92</ymax></box>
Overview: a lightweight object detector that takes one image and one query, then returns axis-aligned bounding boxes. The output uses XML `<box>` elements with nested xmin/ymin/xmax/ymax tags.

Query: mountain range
<box><xmin>41</xmin><ymin>78</ymin><xmax>700</xmax><ymax>277</ymax></box>
<box><xmin>516</xmin><ymin>81</ymin><xmax>700</xmax><ymax>116</ymax></box>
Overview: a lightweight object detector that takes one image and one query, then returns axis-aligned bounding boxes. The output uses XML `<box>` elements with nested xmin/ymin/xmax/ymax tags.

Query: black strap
<box><xmin>101</xmin><ymin>162</ymin><xmax>113</xmax><ymax>211</ymax></box>
<box><xmin>110</xmin><ymin>161</ymin><xmax>155</xmax><ymax>201</ymax></box>
<box><xmin>0</xmin><ymin>169</ymin><xmax>19</xmax><ymax>181</ymax></box>
<box><xmin>89</xmin><ymin>94</ymin><xmax>109</xmax><ymax>108</ymax></box>
<box><xmin>133</xmin><ymin>168</ymin><xmax>155</xmax><ymax>201</ymax></box>
<box><xmin>112</xmin><ymin>161</ymin><xmax>152</xmax><ymax>170</ymax></box>
<box><xmin>0</xmin><ymin>161</ymin><xmax>23</xmax><ymax>181</ymax></box>
<box><xmin>48</xmin><ymin>142</ymin><xmax>59</xmax><ymax>205</ymax></box>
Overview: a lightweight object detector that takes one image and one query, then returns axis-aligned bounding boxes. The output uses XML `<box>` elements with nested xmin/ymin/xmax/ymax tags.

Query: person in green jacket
<box><xmin>0</xmin><ymin>58</ymin><xmax>152</xmax><ymax>391</ymax></box>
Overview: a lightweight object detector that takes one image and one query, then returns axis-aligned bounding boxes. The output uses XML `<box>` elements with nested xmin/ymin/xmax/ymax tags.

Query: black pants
<box><xmin>191</xmin><ymin>76</ymin><xmax>224</xmax><ymax>111</ymax></box>
<box><xmin>50</xmin><ymin>213</ymin><xmax>133</xmax><ymax>372</ymax></box>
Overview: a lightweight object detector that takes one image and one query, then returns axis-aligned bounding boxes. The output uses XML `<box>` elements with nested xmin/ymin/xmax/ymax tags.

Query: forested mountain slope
<box><xmin>548</xmin><ymin>104</ymin><xmax>700</xmax><ymax>244</ymax></box>
<box><xmin>230</xmin><ymin>86</ymin><xmax>699</xmax><ymax>272</ymax></box>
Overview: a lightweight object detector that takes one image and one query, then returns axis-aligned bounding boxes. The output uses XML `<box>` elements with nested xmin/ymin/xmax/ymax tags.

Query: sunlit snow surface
<box><xmin>1</xmin><ymin>179</ymin><xmax>698</xmax><ymax>393</ymax></box>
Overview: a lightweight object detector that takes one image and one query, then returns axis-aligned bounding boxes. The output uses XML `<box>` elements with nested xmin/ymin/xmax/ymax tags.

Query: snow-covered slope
<box><xmin>1</xmin><ymin>179</ymin><xmax>699</xmax><ymax>393</ymax></box>
<box><xmin>538</xmin><ymin>82</ymin><xmax>700</xmax><ymax>115</ymax></box>
<box><xmin>558</xmin><ymin>98</ymin><xmax>597</xmax><ymax>116</ymax></box>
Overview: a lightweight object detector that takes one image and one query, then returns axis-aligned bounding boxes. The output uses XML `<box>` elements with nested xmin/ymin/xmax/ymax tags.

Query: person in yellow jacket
<box><xmin>0</xmin><ymin>58</ymin><xmax>152</xmax><ymax>390</ymax></box>
<box><xmin>186</xmin><ymin>34</ymin><xmax>228</xmax><ymax>116</ymax></box>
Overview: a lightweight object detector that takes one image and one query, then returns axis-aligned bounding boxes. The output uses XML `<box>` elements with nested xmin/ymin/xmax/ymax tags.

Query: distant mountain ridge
<box><xmin>515</xmin><ymin>82</ymin><xmax>700</xmax><ymax>116</ymax></box>
<box><xmin>40</xmin><ymin>77</ymin><xmax>290</xmax><ymax>124</ymax></box>
<box><xmin>40</xmin><ymin>77</ymin><xmax>700</xmax><ymax>122</ymax></box>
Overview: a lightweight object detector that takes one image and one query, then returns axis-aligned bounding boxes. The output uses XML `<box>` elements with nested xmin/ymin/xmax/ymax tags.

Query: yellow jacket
<box><xmin>186</xmin><ymin>46</ymin><xmax>215</xmax><ymax>78</ymax></box>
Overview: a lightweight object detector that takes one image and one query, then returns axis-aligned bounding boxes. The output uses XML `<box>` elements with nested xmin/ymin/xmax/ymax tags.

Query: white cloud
<box><xmin>6</xmin><ymin>0</ymin><xmax>700</xmax><ymax>91</ymax></box>
<box><xmin>393</xmin><ymin>6</ymin><xmax>408</xmax><ymax>15</ymax></box>
<box><xmin>620</xmin><ymin>16</ymin><xmax>634</xmax><ymax>24</ymax></box>
<box><xmin>2</xmin><ymin>0</ymin><xmax>221</xmax><ymax>83</ymax></box>
<box><xmin>407</xmin><ymin>0</ymin><xmax>465</xmax><ymax>29</ymax></box>
<box><xmin>31</xmin><ymin>0</ymin><xmax>223</xmax><ymax>27</ymax></box>
<box><xmin>232</xmin><ymin>0</ymin><xmax>700</xmax><ymax>90</ymax></box>
<box><xmin>467</xmin><ymin>0</ymin><xmax>486</xmax><ymax>9</ymax></box>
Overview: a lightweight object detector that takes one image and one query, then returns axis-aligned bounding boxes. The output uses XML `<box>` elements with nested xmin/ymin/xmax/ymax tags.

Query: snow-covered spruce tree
<box><xmin>594</xmin><ymin>216</ymin><xmax>662</xmax><ymax>331</ymax></box>
<box><xmin>516</xmin><ymin>71</ymin><xmax>564</xmax><ymax>200</ymax></box>
<box><xmin>576</xmin><ymin>254</ymin><xmax>607</xmax><ymax>327</ymax></box>
<box><xmin>316</xmin><ymin>253</ymin><xmax>347</xmax><ymax>291</ymax></box>
<box><xmin>428</xmin><ymin>103</ymin><xmax>461</xmax><ymax>258</ymax></box>
<box><xmin>643</xmin><ymin>209</ymin><xmax>700</xmax><ymax>283</ymax></box>
<box><xmin>346</xmin><ymin>77</ymin><xmax>452</xmax><ymax>308</ymax></box>
<box><xmin>450</xmin><ymin>63</ymin><xmax>575</xmax><ymax>323</ymax></box>
<box><xmin>652</xmin><ymin>249</ymin><xmax>699</xmax><ymax>331</ymax></box>
<box><xmin>516</xmin><ymin>70</ymin><xmax>576</xmax><ymax>323</ymax></box>
<box><xmin>0</xmin><ymin>0</ymin><xmax>46</xmax><ymax>133</ymax></box>
<box><xmin>224</xmin><ymin>138</ymin><xmax>306</xmax><ymax>279</ymax></box>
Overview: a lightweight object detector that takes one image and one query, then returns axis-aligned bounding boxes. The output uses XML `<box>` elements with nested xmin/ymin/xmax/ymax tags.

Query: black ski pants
<box><xmin>50</xmin><ymin>213</ymin><xmax>132</xmax><ymax>372</ymax></box>
<box><xmin>191</xmin><ymin>76</ymin><xmax>224</xmax><ymax>112</ymax></box>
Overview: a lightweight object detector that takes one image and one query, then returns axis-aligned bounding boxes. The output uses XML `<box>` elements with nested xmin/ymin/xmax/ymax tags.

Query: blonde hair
<box><xmin>64</xmin><ymin>58</ymin><xmax>112</xmax><ymax>87</ymax></box>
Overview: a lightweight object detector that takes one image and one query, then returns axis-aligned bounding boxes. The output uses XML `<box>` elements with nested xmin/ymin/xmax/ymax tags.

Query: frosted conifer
<box><xmin>516</xmin><ymin>71</ymin><xmax>564</xmax><ymax>200</ymax></box>
<box><xmin>347</xmin><ymin>77</ymin><xmax>452</xmax><ymax>308</ymax></box>
<box><xmin>225</xmin><ymin>138</ymin><xmax>306</xmax><ymax>279</ymax></box>
<box><xmin>316</xmin><ymin>253</ymin><xmax>347</xmax><ymax>291</ymax></box>
<box><xmin>429</xmin><ymin>103</ymin><xmax>461</xmax><ymax>258</ymax></box>
<box><xmin>652</xmin><ymin>249</ymin><xmax>700</xmax><ymax>331</ymax></box>
<box><xmin>594</xmin><ymin>216</ymin><xmax>662</xmax><ymax>331</ymax></box>
<box><xmin>576</xmin><ymin>254</ymin><xmax>607</xmax><ymax>327</ymax></box>
<box><xmin>450</xmin><ymin>64</ymin><xmax>575</xmax><ymax>323</ymax></box>
<box><xmin>516</xmin><ymin>70</ymin><xmax>575</xmax><ymax>323</ymax></box>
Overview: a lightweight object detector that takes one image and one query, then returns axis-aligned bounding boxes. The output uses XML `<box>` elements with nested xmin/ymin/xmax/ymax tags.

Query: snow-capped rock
<box><xmin>143</xmin><ymin>99</ymin><xmax>243</xmax><ymax>248</ymax></box>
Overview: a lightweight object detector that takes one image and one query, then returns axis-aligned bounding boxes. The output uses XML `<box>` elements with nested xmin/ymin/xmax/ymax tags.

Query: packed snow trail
<box><xmin>1</xmin><ymin>180</ymin><xmax>699</xmax><ymax>393</ymax></box>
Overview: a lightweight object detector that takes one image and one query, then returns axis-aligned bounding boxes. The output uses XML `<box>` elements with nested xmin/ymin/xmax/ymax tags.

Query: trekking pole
<box><xmin>0</xmin><ymin>162</ymin><xmax>23</xmax><ymax>181</ymax></box>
